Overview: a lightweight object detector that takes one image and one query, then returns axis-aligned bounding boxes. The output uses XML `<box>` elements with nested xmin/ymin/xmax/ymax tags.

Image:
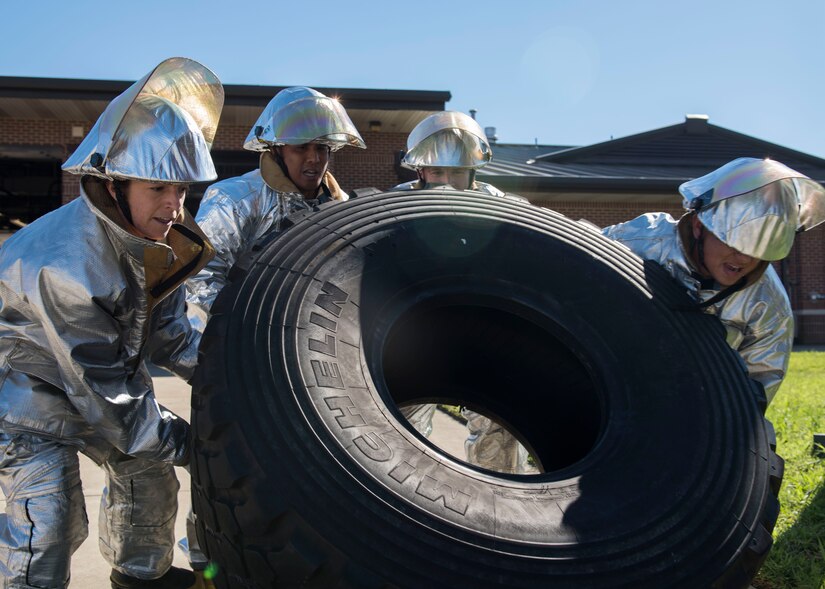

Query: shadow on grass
<box><xmin>755</xmin><ymin>480</ymin><xmax>825</xmax><ymax>589</ymax></box>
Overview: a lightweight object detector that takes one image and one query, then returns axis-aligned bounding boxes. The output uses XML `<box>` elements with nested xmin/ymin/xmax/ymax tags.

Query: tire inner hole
<box><xmin>381</xmin><ymin>303</ymin><xmax>603</xmax><ymax>475</ymax></box>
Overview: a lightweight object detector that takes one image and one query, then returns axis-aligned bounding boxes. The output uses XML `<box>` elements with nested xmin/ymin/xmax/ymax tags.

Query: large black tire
<box><xmin>190</xmin><ymin>190</ymin><xmax>783</xmax><ymax>589</ymax></box>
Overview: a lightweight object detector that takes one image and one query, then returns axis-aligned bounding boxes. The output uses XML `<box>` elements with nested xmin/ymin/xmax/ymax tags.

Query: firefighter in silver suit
<box><xmin>603</xmin><ymin>157</ymin><xmax>825</xmax><ymax>403</ymax></box>
<box><xmin>0</xmin><ymin>58</ymin><xmax>222</xmax><ymax>589</ymax></box>
<box><xmin>394</xmin><ymin>111</ymin><xmax>530</xmax><ymax>474</ymax></box>
<box><xmin>185</xmin><ymin>87</ymin><xmax>365</xmax><ymax>329</ymax></box>
<box><xmin>393</xmin><ymin>110</ymin><xmax>505</xmax><ymax>196</ymax></box>
<box><xmin>181</xmin><ymin>85</ymin><xmax>364</xmax><ymax>573</ymax></box>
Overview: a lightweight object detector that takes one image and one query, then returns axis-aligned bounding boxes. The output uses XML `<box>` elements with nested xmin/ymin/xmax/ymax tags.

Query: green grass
<box><xmin>437</xmin><ymin>403</ymin><xmax>465</xmax><ymax>423</ymax></box>
<box><xmin>753</xmin><ymin>351</ymin><xmax>825</xmax><ymax>589</ymax></box>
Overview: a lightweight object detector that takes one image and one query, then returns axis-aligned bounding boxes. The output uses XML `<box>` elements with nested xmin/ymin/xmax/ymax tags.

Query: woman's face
<box><xmin>277</xmin><ymin>143</ymin><xmax>331</xmax><ymax>198</ymax></box>
<box><xmin>421</xmin><ymin>167</ymin><xmax>472</xmax><ymax>191</ymax></box>
<box><xmin>691</xmin><ymin>216</ymin><xmax>761</xmax><ymax>286</ymax></box>
<box><xmin>107</xmin><ymin>180</ymin><xmax>187</xmax><ymax>240</ymax></box>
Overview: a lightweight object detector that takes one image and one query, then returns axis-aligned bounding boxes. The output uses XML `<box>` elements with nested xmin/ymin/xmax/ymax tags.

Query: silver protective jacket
<box><xmin>0</xmin><ymin>178</ymin><xmax>215</xmax><ymax>465</ymax></box>
<box><xmin>186</xmin><ymin>151</ymin><xmax>347</xmax><ymax>324</ymax></box>
<box><xmin>602</xmin><ymin>212</ymin><xmax>792</xmax><ymax>402</ymax></box>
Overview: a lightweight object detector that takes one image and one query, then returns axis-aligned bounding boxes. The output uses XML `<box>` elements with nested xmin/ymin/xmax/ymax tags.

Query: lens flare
<box><xmin>203</xmin><ymin>562</ymin><xmax>219</xmax><ymax>580</ymax></box>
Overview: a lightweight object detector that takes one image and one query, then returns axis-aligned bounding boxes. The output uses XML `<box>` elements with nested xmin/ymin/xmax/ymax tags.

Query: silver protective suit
<box><xmin>0</xmin><ymin>179</ymin><xmax>215</xmax><ymax>587</ymax></box>
<box><xmin>186</xmin><ymin>85</ymin><xmax>363</xmax><ymax>327</ymax></box>
<box><xmin>185</xmin><ymin>151</ymin><xmax>348</xmax><ymax>327</ymax></box>
<box><xmin>183</xmin><ymin>86</ymin><xmax>360</xmax><ymax>569</ymax></box>
<box><xmin>462</xmin><ymin>409</ymin><xmax>530</xmax><ymax>474</ymax></box>
<box><xmin>0</xmin><ymin>56</ymin><xmax>221</xmax><ymax>588</ymax></box>
<box><xmin>602</xmin><ymin>158</ymin><xmax>825</xmax><ymax>403</ymax></box>
<box><xmin>392</xmin><ymin>179</ymin><xmax>531</xmax><ymax>474</ymax></box>
<box><xmin>602</xmin><ymin>212</ymin><xmax>792</xmax><ymax>403</ymax></box>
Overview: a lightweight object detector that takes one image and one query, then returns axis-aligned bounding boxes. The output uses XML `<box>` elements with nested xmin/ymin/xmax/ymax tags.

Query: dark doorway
<box><xmin>0</xmin><ymin>156</ymin><xmax>62</xmax><ymax>226</ymax></box>
<box><xmin>185</xmin><ymin>149</ymin><xmax>260</xmax><ymax>216</ymax></box>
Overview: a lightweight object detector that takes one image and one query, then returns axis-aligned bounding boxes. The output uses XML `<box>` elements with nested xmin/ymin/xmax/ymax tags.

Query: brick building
<box><xmin>0</xmin><ymin>76</ymin><xmax>449</xmax><ymax>215</ymax></box>
<box><xmin>1</xmin><ymin>76</ymin><xmax>823</xmax><ymax>342</ymax></box>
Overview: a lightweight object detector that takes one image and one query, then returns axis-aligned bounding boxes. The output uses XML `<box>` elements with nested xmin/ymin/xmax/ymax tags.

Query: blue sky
<box><xmin>3</xmin><ymin>0</ymin><xmax>824</xmax><ymax>157</ymax></box>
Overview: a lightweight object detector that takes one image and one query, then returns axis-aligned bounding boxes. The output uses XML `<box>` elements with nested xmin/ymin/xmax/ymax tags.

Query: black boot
<box><xmin>110</xmin><ymin>566</ymin><xmax>196</xmax><ymax>589</ymax></box>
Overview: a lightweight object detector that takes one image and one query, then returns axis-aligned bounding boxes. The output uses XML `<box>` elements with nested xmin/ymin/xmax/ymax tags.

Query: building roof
<box><xmin>4</xmin><ymin>73</ymin><xmax>824</xmax><ymax>199</ymax></box>
<box><xmin>0</xmin><ymin>75</ymin><xmax>451</xmax><ymax>134</ymax></box>
<box><xmin>479</xmin><ymin>115</ymin><xmax>825</xmax><ymax>195</ymax></box>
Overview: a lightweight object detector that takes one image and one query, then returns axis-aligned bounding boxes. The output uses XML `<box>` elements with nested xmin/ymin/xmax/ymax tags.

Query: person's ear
<box><xmin>105</xmin><ymin>180</ymin><xmax>117</xmax><ymax>200</ymax></box>
<box><xmin>691</xmin><ymin>214</ymin><xmax>703</xmax><ymax>239</ymax></box>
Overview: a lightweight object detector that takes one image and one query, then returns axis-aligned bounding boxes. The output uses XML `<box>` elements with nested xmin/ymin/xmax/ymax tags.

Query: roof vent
<box><xmin>685</xmin><ymin>114</ymin><xmax>709</xmax><ymax>135</ymax></box>
<box><xmin>485</xmin><ymin>126</ymin><xmax>498</xmax><ymax>144</ymax></box>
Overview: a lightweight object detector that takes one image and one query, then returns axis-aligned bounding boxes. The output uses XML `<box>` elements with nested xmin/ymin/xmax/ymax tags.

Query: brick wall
<box><xmin>783</xmin><ymin>224</ymin><xmax>825</xmax><ymax>342</ymax></box>
<box><xmin>211</xmin><ymin>125</ymin><xmax>248</xmax><ymax>152</ymax></box>
<box><xmin>182</xmin><ymin>124</ymin><xmax>407</xmax><ymax>192</ymax></box>
<box><xmin>62</xmin><ymin>172</ymin><xmax>80</xmax><ymax>204</ymax></box>
<box><xmin>0</xmin><ymin>117</ymin><xmax>80</xmax><ymax>148</ymax></box>
<box><xmin>530</xmin><ymin>200</ymin><xmax>683</xmax><ymax>228</ymax></box>
<box><xmin>331</xmin><ymin>131</ymin><xmax>408</xmax><ymax>191</ymax></box>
